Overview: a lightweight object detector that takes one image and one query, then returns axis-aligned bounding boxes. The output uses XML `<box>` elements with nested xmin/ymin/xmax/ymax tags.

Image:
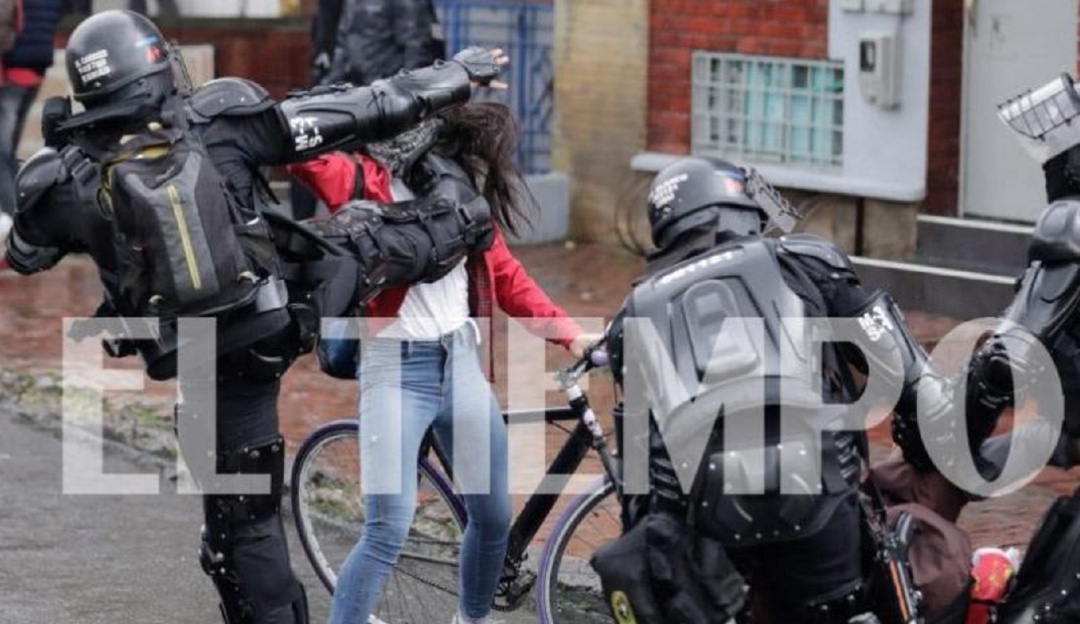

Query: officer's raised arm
<box><xmin>276</xmin><ymin>46</ymin><xmax>507</xmax><ymax>161</ymax></box>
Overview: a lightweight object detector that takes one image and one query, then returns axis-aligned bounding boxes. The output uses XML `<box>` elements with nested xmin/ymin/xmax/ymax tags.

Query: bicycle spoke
<box><xmin>292</xmin><ymin>421</ymin><xmax>466</xmax><ymax>622</ymax></box>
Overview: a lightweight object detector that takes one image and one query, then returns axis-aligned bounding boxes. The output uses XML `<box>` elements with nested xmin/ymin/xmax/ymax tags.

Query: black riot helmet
<box><xmin>65</xmin><ymin>11</ymin><xmax>176</xmax><ymax>117</ymax></box>
<box><xmin>647</xmin><ymin>156</ymin><xmax>766</xmax><ymax>250</ymax></box>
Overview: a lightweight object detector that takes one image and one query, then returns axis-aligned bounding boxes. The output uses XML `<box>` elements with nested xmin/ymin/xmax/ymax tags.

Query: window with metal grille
<box><xmin>692</xmin><ymin>52</ymin><xmax>845</xmax><ymax>170</ymax></box>
<box><xmin>435</xmin><ymin>0</ymin><xmax>554</xmax><ymax>174</ymax></box>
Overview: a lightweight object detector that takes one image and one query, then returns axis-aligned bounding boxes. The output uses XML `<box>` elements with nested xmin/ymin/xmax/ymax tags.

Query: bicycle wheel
<box><xmin>291</xmin><ymin>419</ymin><xmax>467</xmax><ymax>622</ymax></box>
<box><xmin>535</xmin><ymin>478</ymin><xmax>620</xmax><ymax>624</ymax></box>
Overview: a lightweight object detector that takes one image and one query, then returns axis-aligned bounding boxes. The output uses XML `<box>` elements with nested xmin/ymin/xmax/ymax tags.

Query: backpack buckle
<box><xmin>63</xmin><ymin>148</ymin><xmax>98</xmax><ymax>187</ymax></box>
<box><xmin>252</xmin><ymin>278</ymin><xmax>288</xmax><ymax>314</ymax></box>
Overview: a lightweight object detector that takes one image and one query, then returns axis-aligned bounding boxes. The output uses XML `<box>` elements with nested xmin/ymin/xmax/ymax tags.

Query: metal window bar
<box><xmin>434</xmin><ymin>0</ymin><xmax>554</xmax><ymax>174</ymax></box>
<box><xmin>692</xmin><ymin>51</ymin><xmax>844</xmax><ymax>170</ymax></box>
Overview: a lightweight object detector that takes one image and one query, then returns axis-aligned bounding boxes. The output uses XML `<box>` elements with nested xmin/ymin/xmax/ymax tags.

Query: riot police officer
<box><xmin>956</xmin><ymin>72</ymin><xmax>1080</xmax><ymax>623</ymax></box>
<box><xmin>604</xmin><ymin>156</ymin><xmax>953</xmax><ymax>623</ymax></box>
<box><xmin>3</xmin><ymin>10</ymin><xmax>503</xmax><ymax>623</ymax></box>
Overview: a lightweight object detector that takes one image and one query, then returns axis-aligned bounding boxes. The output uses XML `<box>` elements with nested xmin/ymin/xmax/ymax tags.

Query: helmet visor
<box><xmin>998</xmin><ymin>73</ymin><xmax>1080</xmax><ymax>164</ymax></box>
<box><xmin>740</xmin><ymin>166</ymin><xmax>801</xmax><ymax>234</ymax></box>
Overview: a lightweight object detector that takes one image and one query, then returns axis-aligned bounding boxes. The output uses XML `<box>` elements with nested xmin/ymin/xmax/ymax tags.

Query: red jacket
<box><xmin>288</xmin><ymin>153</ymin><xmax>583</xmax><ymax>366</ymax></box>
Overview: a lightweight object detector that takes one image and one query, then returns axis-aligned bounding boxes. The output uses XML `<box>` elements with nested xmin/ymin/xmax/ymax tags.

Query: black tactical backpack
<box><xmin>82</xmin><ymin>120</ymin><xmax>277</xmax><ymax>320</ymax></box>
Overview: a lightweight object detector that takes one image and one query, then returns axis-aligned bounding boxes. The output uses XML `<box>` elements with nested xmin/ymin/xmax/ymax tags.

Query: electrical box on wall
<box><xmin>823</xmin><ymin>0</ymin><xmax>930</xmax><ymax>201</ymax></box>
<box><xmin>858</xmin><ymin>32</ymin><xmax>901</xmax><ymax>109</ymax></box>
<box><xmin>865</xmin><ymin>0</ymin><xmax>913</xmax><ymax>15</ymax></box>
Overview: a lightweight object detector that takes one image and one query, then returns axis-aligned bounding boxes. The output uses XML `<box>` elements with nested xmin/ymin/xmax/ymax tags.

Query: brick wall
<box><xmin>924</xmin><ymin>0</ymin><xmax>964</xmax><ymax>217</ymax></box>
<box><xmin>646</xmin><ymin>0</ymin><xmax>830</xmax><ymax>155</ymax></box>
<box><xmin>57</xmin><ymin>19</ymin><xmax>313</xmax><ymax>99</ymax></box>
<box><xmin>552</xmin><ymin>0</ymin><xmax>649</xmax><ymax>243</ymax></box>
<box><xmin>163</xmin><ymin>22</ymin><xmax>312</xmax><ymax>97</ymax></box>
<box><xmin>643</xmin><ymin>0</ymin><xmax>964</xmax><ymax>223</ymax></box>
<box><xmin>641</xmin><ymin>0</ymin><xmax>907</xmax><ymax>256</ymax></box>
<box><xmin>644</xmin><ymin>0</ymin><xmax>1077</xmax><ymax>220</ymax></box>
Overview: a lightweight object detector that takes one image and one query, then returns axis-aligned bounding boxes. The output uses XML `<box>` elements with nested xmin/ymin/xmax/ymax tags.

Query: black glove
<box><xmin>451</xmin><ymin>46</ymin><xmax>501</xmax><ymax>86</ymax></box>
<box><xmin>311</xmin><ymin>51</ymin><xmax>332</xmax><ymax>84</ymax></box>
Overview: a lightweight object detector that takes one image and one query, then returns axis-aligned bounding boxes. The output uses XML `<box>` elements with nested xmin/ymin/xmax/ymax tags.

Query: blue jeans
<box><xmin>328</xmin><ymin>324</ymin><xmax>511</xmax><ymax>623</ymax></box>
<box><xmin>0</xmin><ymin>82</ymin><xmax>39</xmax><ymax>216</ymax></box>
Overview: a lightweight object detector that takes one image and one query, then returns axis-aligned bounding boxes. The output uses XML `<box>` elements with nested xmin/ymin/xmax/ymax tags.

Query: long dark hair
<box><xmin>434</xmin><ymin>102</ymin><xmax>533</xmax><ymax>236</ymax></box>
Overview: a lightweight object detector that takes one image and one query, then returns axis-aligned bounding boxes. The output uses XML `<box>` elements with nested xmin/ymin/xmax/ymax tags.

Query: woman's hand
<box><xmin>452</xmin><ymin>46</ymin><xmax>510</xmax><ymax>91</ymax></box>
<box><xmin>569</xmin><ymin>332</ymin><xmax>606</xmax><ymax>360</ymax></box>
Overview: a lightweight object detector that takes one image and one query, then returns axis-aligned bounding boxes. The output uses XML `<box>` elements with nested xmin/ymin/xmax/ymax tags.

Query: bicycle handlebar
<box><xmin>557</xmin><ymin>339</ymin><xmax>610</xmax><ymax>387</ymax></box>
<box><xmin>588</xmin><ymin>345</ymin><xmax>610</xmax><ymax>368</ymax></box>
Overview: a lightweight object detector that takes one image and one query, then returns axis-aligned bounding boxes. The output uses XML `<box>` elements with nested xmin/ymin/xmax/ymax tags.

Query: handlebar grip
<box><xmin>589</xmin><ymin>347</ymin><xmax>610</xmax><ymax>368</ymax></box>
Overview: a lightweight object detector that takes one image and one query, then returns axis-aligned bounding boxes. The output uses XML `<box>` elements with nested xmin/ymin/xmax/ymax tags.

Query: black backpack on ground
<box><xmin>590</xmin><ymin>510</ymin><xmax>745</xmax><ymax>624</ymax></box>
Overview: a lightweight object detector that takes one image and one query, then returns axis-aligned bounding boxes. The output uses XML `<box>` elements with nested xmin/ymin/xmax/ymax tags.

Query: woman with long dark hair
<box><xmin>289</xmin><ymin>101</ymin><xmax>600</xmax><ymax>624</ymax></box>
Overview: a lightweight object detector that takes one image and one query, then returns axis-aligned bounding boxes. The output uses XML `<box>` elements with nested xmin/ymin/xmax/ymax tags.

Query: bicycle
<box><xmin>290</xmin><ymin>345</ymin><xmax>622</xmax><ymax>624</ymax></box>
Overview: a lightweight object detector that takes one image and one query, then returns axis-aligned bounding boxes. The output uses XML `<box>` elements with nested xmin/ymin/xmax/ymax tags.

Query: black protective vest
<box><xmin>622</xmin><ymin>237</ymin><xmax>859</xmax><ymax>545</ymax></box>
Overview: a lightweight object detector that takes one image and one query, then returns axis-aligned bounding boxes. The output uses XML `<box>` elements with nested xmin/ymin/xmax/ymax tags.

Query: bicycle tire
<box><xmin>535</xmin><ymin>478</ymin><xmax>620</xmax><ymax>624</ymax></box>
<box><xmin>290</xmin><ymin>419</ymin><xmax>467</xmax><ymax>622</ymax></box>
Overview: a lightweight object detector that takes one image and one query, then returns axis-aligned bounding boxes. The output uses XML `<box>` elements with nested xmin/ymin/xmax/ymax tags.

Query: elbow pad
<box><xmin>16</xmin><ymin>147</ymin><xmax>68</xmax><ymax>217</ymax></box>
<box><xmin>965</xmin><ymin>327</ymin><xmax>1047</xmax><ymax>443</ymax></box>
<box><xmin>277</xmin><ymin>61</ymin><xmax>471</xmax><ymax>160</ymax></box>
<box><xmin>6</xmin><ymin>225</ymin><xmax>62</xmax><ymax>274</ymax></box>
<box><xmin>6</xmin><ymin>147</ymin><xmax>79</xmax><ymax>272</ymax></box>
<box><xmin>890</xmin><ymin>365</ymin><xmax>960</xmax><ymax>473</ymax></box>
<box><xmin>847</xmin><ymin>290</ymin><xmax>960</xmax><ymax>470</ymax></box>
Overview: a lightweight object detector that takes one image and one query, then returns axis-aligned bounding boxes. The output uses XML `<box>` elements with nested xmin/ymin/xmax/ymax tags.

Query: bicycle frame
<box><xmin>418</xmin><ymin>351</ymin><xmax>621</xmax><ymax>609</ymax></box>
<box><xmin>418</xmin><ymin>407</ymin><xmax>597</xmax><ymax>549</ymax></box>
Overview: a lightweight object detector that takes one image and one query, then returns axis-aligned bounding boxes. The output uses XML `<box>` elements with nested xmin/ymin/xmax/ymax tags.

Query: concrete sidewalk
<box><xmin>0</xmin><ymin>407</ymin><xmax>221</xmax><ymax>623</ymax></box>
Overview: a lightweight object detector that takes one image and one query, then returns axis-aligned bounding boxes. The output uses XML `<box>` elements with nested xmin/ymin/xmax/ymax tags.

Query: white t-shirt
<box><xmin>376</xmin><ymin>177</ymin><xmax>471</xmax><ymax>340</ymax></box>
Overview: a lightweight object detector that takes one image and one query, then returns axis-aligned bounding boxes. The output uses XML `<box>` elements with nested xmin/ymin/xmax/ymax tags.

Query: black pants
<box><xmin>211</xmin><ymin>372</ymin><xmax>282</xmax><ymax>450</ymax></box>
<box><xmin>0</xmin><ymin>81</ymin><xmax>40</xmax><ymax>216</ymax></box>
<box><xmin>727</xmin><ymin>492</ymin><xmax>863</xmax><ymax>622</ymax></box>
<box><xmin>181</xmin><ymin>371</ymin><xmax>305</xmax><ymax>623</ymax></box>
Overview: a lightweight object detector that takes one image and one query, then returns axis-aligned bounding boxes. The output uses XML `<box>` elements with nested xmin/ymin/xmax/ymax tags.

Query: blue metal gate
<box><xmin>434</xmin><ymin>0</ymin><xmax>554</xmax><ymax>174</ymax></box>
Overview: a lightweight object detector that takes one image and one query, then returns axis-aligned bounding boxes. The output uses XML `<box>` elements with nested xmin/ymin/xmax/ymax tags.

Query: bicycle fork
<box><xmin>495</xmin><ymin>358</ymin><xmax>619</xmax><ymax>610</ymax></box>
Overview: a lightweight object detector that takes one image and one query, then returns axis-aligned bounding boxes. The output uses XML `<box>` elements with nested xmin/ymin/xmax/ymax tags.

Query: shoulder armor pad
<box><xmin>1031</xmin><ymin>199</ymin><xmax>1080</xmax><ymax>262</ymax></box>
<box><xmin>188</xmin><ymin>77</ymin><xmax>272</xmax><ymax>121</ymax></box>
<box><xmin>777</xmin><ymin>233</ymin><xmax>855</xmax><ymax>275</ymax></box>
<box><xmin>15</xmin><ymin>148</ymin><xmax>67</xmax><ymax>212</ymax></box>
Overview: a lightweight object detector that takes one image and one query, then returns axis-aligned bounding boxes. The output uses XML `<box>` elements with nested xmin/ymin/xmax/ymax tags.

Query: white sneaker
<box><xmin>451</xmin><ymin>613</ymin><xmax>504</xmax><ymax>624</ymax></box>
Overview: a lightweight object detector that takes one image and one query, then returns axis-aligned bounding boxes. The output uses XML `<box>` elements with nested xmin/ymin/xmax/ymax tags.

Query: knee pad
<box><xmin>200</xmin><ymin>526</ymin><xmax>252</xmax><ymax>624</ymax></box>
<box><xmin>207</xmin><ymin>436</ymin><xmax>286</xmax><ymax>522</ymax></box>
<box><xmin>199</xmin><ymin>437</ymin><xmax>308</xmax><ymax>623</ymax></box>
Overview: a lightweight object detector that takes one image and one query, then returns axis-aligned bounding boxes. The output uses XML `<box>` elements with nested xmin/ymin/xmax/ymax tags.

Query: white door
<box><xmin>961</xmin><ymin>0</ymin><xmax>1078</xmax><ymax>222</ymax></box>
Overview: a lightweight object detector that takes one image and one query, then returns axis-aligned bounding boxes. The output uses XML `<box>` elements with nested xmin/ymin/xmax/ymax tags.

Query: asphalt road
<box><xmin>0</xmin><ymin>408</ymin><xmax>548</xmax><ymax>624</ymax></box>
<box><xmin>0</xmin><ymin>407</ymin><xmax>334</xmax><ymax>624</ymax></box>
